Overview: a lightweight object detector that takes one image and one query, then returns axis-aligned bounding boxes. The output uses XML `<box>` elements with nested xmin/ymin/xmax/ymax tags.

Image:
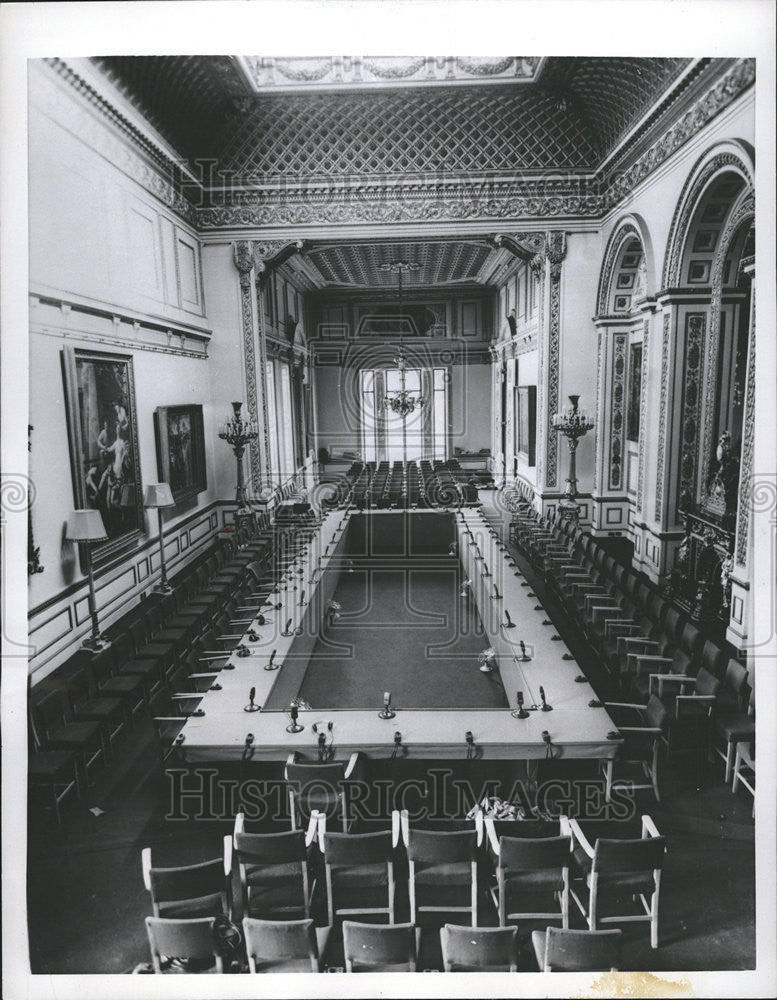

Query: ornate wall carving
<box><xmin>596</xmin><ymin>221</ymin><xmax>640</xmax><ymax>316</ymax></box>
<box><xmin>735</xmin><ymin>292</ymin><xmax>755</xmax><ymax>566</ymax></box>
<box><xmin>678</xmin><ymin>313</ymin><xmax>706</xmax><ymax>507</ymax></box>
<box><xmin>699</xmin><ymin>192</ymin><xmax>754</xmax><ymax>495</ymax></box>
<box><xmin>637</xmin><ymin>320</ymin><xmax>650</xmax><ymax>512</ymax></box>
<box><xmin>654</xmin><ymin>312</ymin><xmax>672</xmax><ymax>522</ymax></box>
<box><xmin>609</xmin><ymin>335</ymin><xmax>627</xmax><ymax>490</ymax></box>
<box><xmin>543</xmin><ymin>233</ymin><xmax>567</xmax><ymax>489</ymax></box>
<box><xmin>232</xmin><ymin>241</ymin><xmax>263</xmax><ymax>491</ymax></box>
<box><xmin>662</xmin><ymin>148</ymin><xmax>753</xmax><ymax>289</ymax></box>
<box><xmin>593</xmin><ymin>329</ymin><xmax>605</xmax><ymax>494</ymax></box>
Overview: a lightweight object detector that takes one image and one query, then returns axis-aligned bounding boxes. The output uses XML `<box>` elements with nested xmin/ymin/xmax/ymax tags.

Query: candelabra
<box><xmin>218</xmin><ymin>401</ymin><xmax>258</xmax><ymax>507</ymax></box>
<box><xmin>551</xmin><ymin>395</ymin><xmax>594</xmax><ymax>522</ymax></box>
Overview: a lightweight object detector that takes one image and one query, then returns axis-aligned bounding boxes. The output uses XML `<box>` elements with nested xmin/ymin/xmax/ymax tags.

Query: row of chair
<box><xmin>27</xmin><ymin>509</ymin><xmax>316</xmax><ymax>821</ymax></box>
<box><xmin>506</xmin><ymin>492</ymin><xmax>755</xmax><ymax>804</ymax></box>
<box><xmin>142</xmin><ymin>806</ymin><xmax>666</xmax><ymax>948</ymax></box>
<box><xmin>145</xmin><ymin>915</ymin><xmax>621</xmax><ymax>973</ymax></box>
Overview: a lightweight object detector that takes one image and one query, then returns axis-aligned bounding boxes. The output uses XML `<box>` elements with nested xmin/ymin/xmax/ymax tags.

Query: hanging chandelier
<box><xmin>379</xmin><ymin>259</ymin><xmax>426</xmax><ymax>418</ymax></box>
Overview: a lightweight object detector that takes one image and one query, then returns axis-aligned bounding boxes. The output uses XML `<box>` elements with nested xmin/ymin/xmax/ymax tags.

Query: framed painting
<box><xmin>516</xmin><ymin>384</ymin><xmax>537</xmax><ymax>466</ymax></box>
<box><xmin>61</xmin><ymin>346</ymin><xmax>144</xmax><ymax>565</ymax></box>
<box><xmin>154</xmin><ymin>404</ymin><xmax>207</xmax><ymax>504</ymax></box>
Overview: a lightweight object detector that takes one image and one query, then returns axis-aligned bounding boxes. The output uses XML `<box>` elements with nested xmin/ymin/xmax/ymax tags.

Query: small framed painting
<box><xmin>154</xmin><ymin>404</ymin><xmax>207</xmax><ymax>504</ymax></box>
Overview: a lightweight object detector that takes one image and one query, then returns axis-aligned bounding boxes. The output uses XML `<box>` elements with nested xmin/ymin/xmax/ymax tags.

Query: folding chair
<box><xmin>243</xmin><ymin>917</ymin><xmax>326</xmax><ymax>972</ymax></box>
<box><xmin>342</xmin><ymin>920</ymin><xmax>417</xmax><ymax>972</ymax></box>
<box><xmin>320</xmin><ymin>814</ymin><xmax>399</xmax><ymax>926</ymax></box>
<box><xmin>145</xmin><ymin>916</ymin><xmax>224</xmax><ymax>973</ymax></box>
<box><xmin>532</xmin><ymin>926</ymin><xmax>622</xmax><ymax>971</ymax></box>
<box><xmin>440</xmin><ymin>924</ymin><xmax>518</xmax><ymax>971</ymax></box>
<box><xmin>141</xmin><ymin>837</ymin><xmax>232</xmax><ymax>918</ymax></box>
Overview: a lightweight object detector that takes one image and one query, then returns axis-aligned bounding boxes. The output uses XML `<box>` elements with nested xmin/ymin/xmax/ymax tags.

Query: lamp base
<box><xmin>511</xmin><ymin>708</ymin><xmax>530</xmax><ymax>719</ymax></box>
<box><xmin>152</xmin><ymin>582</ymin><xmax>175</xmax><ymax>594</ymax></box>
<box><xmin>286</xmin><ymin>721</ymin><xmax>304</xmax><ymax>734</ymax></box>
<box><xmin>378</xmin><ymin>707</ymin><xmax>396</xmax><ymax>719</ymax></box>
<box><xmin>82</xmin><ymin>635</ymin><xmax>111</xmax><ymax>652</ymax></box>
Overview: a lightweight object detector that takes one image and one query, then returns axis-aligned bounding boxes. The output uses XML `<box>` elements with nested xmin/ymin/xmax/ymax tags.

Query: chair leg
<box><xmin>408</xmin><ymin>864</ymin><xmax>416</xmax><ymax>925</ymax></box>
<box><xmin>588</xmin><ymin>875</ymin><xmax>598</xmax><ymax>931</ymax></box>
<box><xmin>603</xmin><ymin>760</ymin><xmax>613</xmax><ymax>803</ymax></box>
<box><xmin>650</xmin><ymin>874</ymin><xmax>661</xmax><ymax>949</ymax></box>
<box><xmin>725</xmin><ymin>740</ymin><xmax>734</xmax><ymax>784</ymax></box>
<box><xmin>562</xmin><ymin>872</ymin><xmax>569</xmax><ymax>929</ymax></box>
<box><xmin>471</xmin><ymin>861</ymin><xmax>478</xmax><ymax>927</ymax></box>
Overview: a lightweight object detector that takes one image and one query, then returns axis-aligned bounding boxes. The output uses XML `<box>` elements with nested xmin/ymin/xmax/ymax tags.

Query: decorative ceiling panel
<box><xmin>215</xmin><ymin>88</ymin><xmax>601</xmax><ymax>179</ymax></box>
<box><xmin>238</xmin><ymin>56</ymin><xmax>544</xmax><ymax>91</ymax></box>
<box><xmin>307</xmin><ymin>241</ymin><xmax>495</xmax><ymax>287</ymax></box>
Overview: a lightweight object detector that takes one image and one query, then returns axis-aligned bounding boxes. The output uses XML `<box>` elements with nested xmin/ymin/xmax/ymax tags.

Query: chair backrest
<box><xmin>441</xmin><ymin>924</ymin><xmax>518</xmax><ymax>972</ymax></box>
<box><xmin>144</xmin><ymin>852</ymin><xmax>228</xmax><ymax>917</ymax></box>
<box><xmin>406</xmin><ymin>828</ymin><xmax>477</xmax><ymax>863</ymax></box>
<box><xmin>234</xmin><ymin>827</ymin><xmax>306</xmax><ymax>865</ymax></box>
<box><xmin>145</xmin><ymin>916</ymin><xmax>222</xmax><ymax>972</ymax></box>
<box><xmin>724</xmin><ymin>658</ymin><xmax>749</xmax><ymax>697</ymax></box>
<box><xmin>323</xmin><ymin>830</ymin><xmax>393</xmax><ymax>867</ymax></box>
<box><xmin>342</xmin><ymin>920</ymin><xmax>416</xmax><ymax>972</ymax></box>
<box><xmin>662</xmin><ymin>608</ymin><xmax>684</xmax><ymax>642</ymax></box>
<box><xmin>694</xmin><ymin>666</ymin><xmax>721</xmax><ymax>699</ymax></box>
<box><xmin>498</xmin><ymin>835</ymin><xmax>570</xmax><ymax>872</ymax></box>
<box><xmin>242</xmin><ymin>917</ymin><xmax>318</xmax><ymax>972</ymax></box>
<box><xmin>594</xmin><ymin>835</ymin><xmax>666</xmax><ymax>874</ymax></box>
<box><xmin>644</xmin><ymin>694</ymin><xmax>668</xmax><ymax>731</ymax></box>
<box><xmin>679</xmin><ymin>622</ymin><xmax>703</xmax><ymax>657</ymax></box>
<box><xmin>31</xmin><ymin>689</ymin><xmax>68</xmax><ymax>739</ymax></box>
<box><xmin>541</xmin><ymin>927</ymin><xmax>621</xmax><ymax>971</ymax></box>
<box><xmin>490</xmin><ymin>818</ymin><xmax>560</xmax><ymax>840</ymax></box>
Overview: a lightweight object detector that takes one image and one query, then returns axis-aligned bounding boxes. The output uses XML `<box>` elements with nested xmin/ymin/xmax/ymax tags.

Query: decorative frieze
<box><xmin>654</xmin><ymin>312</ymin><xmax>672</xmax><ymax>523</ymax></box>
<box><xmin>609</xmin><ymin>334</ymin><xmax>627</xmax><ymax>490</ymax></box>
<box><xmin>637</xmin><ymin>320</ymin><xmax>650</xmax><ymax>512</ymax></box>
<box><xmin>678</xmin><ymin>313</ymin><xmax>706</xmax><ymax>507</ymax></box>
<box><xmin>233</xmin><ymin>241</ymin><xmax>262</xmax><ymax>490</ymax></box>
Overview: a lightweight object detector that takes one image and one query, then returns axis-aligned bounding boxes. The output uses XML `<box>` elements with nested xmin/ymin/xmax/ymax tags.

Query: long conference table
<box><xmin>178</xmin><ymin>507</ymin><xmax>619</xmax><ymax>763</ymax></box>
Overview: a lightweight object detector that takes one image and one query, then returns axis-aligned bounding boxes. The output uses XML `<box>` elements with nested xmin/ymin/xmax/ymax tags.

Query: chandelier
<box><xmin>379</xmin><ymin>259</ymin><xmax>426</xmax><ymax>418</ymax></box>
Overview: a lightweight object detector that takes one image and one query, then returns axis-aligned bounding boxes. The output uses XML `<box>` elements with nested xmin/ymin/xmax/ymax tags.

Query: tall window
<box><xmin>265</xmin><ymin>362</ymin><xmax>280</xmax><ymax>483</ymax></box>
<box><xmin>279</xmin><ymin>363</ymin><xmax>295</xmax><ymax>477</ymax></box>
<box><xmin>359</xmin><ymin>367</ymin><xmax>448</xmax><ymax>461</ymax></box>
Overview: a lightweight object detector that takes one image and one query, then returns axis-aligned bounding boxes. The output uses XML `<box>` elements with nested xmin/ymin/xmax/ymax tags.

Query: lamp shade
<box><xmin>66</xmin><ymin>509</ymin><xmax>108</xmax><ymax>542</ymax></box>
<box><xmin>143</xmin><ymin>483</ymin><xmax>175</xmax><ymax>508</ymax></box>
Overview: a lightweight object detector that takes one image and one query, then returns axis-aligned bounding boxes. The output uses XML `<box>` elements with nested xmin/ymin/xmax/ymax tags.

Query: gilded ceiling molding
<box><xmin>252</xmin><ymin>239</ymin><xmax>306</xmax><ymax>280</ymax></box>
<box><xmin>232</xmin><ymin>241</ymin><xmax>263</xmax><ymax>490</ymax></box>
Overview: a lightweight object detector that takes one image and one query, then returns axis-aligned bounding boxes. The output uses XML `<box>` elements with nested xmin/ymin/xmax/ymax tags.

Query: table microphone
<box><xmin>299</xmin><ymin>589</ymin><xmax>306</xmax><ymax>606</ymax></box>
<box><xmin>378</xmin><ymin>690</ymin><xmax>396</xmax><ymax>720</ymax></box>
<box><xmin>512</xmin><ymin>690</ymin><xmax>529</xmax><ymax>719</ymax></box>
<box><xmin>264</xmin><ymin>648</ymin><xmax>278</xmax><ymax>671</ymax></box>
<box><xmin>519</xmin><ymin>640</ymin><xmax>530</xmax><ymax>661</ymax></box>
<box><xmin>286</xmin><ymin>704</ymin><xmax>304</xmax><ymax>733</ymax></box>
<box><xmin>539</xmin><ymin>686</ymin><xmax>552</xmax><ymax>711</ymax></box>
<box><xmin>281</xmin><ymin>618</ymin><xmax>294</xmax><ymax>636</ymax></box>
<box><xmin>491</xmin><ymin>584</ymin><xmax>502</xmax><ymax>601</ymax></box>
<box><xmin>483</xmin><ymin>562</ymin><xmax>491</xmax><ymax>577</ymax></box>
<box><xmin>244</xmin><ymin>686</ymin><xmax>260</xmax><ymax>712</ymax></box>
<box><xmin>503</xmin><ymin>610</ymin><xmax>516</xmax><ymax>628</ymax></box>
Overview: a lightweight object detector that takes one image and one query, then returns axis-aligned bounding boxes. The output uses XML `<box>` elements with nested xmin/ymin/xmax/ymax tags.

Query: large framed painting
<box><xmin>516</xmin><ymin>385</ymin><xmax>537</xmax><ymax>466</ymax></box>
<box><xmin>154</xmin><ymin>404</ymin><xmax>207</xmax><ymax>504</ymax></box>
<box><xmin>61</xmin><ymin>346</ymin><xmax>144</xmax><ymax>565</ymax></box>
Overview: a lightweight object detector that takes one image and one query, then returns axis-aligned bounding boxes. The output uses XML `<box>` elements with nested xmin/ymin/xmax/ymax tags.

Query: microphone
<box><xmin>465</xmin><ymin>730</ymin><xmax>476</xmax><ymax>760</ymax></box>
<box><xmin>265</xmin><ymin>648</ymin><xmax>278</xmax><ymax>671</ymax></box>
<box><xmin>519</xmin><ymin>640</ymin><xmax>530</xmax><ymax>661</ymax></box>
<box><xmin>539</xmin><ymin>686</ymin><xmax>552</xmax><ymax>711</ymax></box>
<box><xmin>491</xmin><ymin>584</ymin><xmax>502</xmax><ymax>601</ymax></box>
<box><xmin>483</xmin><ymin>562</ymin><xmax>491</xmax><ymax>576</ymax></box>
<box><xmin>299</xmin><ymin>589</ymin><xmax>306</xmax><ymax>606</ymax></box>
<box><xmin>256</xmin><ymin>614</ymin><xmax>266</xmax><ymax>626</ymax></box>
<box><xmin>512</xmin><ymin>690</ymin><xmax>529</xmax><ymax>719</ymax></box>
<box><xmin>503</xmin><ymin>610</ymin><xmax>515</xmax><ymax>629</ymax></box>
<box><xmin>281</xmin><ymin>617</ymin><xmax>294</xmax><ymax>636</ymax></box>
<box><xmin>378</xmin><ymin>690</ymin><xmax>396</xmax><ymax>720</ymax></box>
<box><xmin>244</xmin><ymin>686</ymin><xmax>260</xmax><ymax>712</ymax></box>
<box><xmin>317</xmin><ymin>731</ymin><xmax>327</xmax><ymax>760</ymax></box>
<box><xmin>286</xmin><ymin>703</ymin><xmax>304</xmax><ymax>733</ymax></box>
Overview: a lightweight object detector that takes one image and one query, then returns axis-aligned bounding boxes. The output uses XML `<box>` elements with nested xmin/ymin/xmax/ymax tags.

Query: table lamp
<box><xmin>144</xmin><ymin>483</ymin><xmax>175</xmax><ymax>592</ymax></box>
<box><xmin>66</xmin><ymin>509</ymin><xmax>109</xmax><ymax>650</ymax></box>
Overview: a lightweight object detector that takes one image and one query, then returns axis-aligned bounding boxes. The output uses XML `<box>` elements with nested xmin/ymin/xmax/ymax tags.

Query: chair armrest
<box><xmin>642</xmin><ymin>815</ymin><xmax>661</xmax><ymax>839</ymax></box>
<box><xmin>559</xmin><ymin>815</ymin><xmax>572</xmax><ymax>839</ymax></box>
<box><xmin>233</xmin><ymin>811</ymin><xmax>245</xmax><ymax>839</ymax></box>
<box><xmin>141</xmin><ymin>846</ymin><xmax>152</xmax><ymax>891</ymax></box>
<box><xmin>620</xmin><ymin>637</ymin><xmax>658</xmax><ymax>649</ymax></box>
<box><xmin>675</xmin><ymin>694</ymin><xmax>716</xmax><ymax>710</ymax></box>
<box><xmin>399</xmin><ymin>808</ymin><xmax>410</xmax><ymax>847</ymax></box>
<box><xmin>316</xmin><ymin>811</ymin><xmax>326</xmax><ymax>852</ymax></box>
<box><xmin>650</xmin><ymin>673</ymin><xmax>693</xmax><ymax>695</ymax></box>
<box><xmin>344</xmin><ymin>752</ymin><xmax>360</xmax><ymax>779</ymax></box>
<box><xmin>604</xmin><ymin>701</ymin><xmax>645</xmax><ymax>710</ymax></box>
<box><xmin>484</xmin><ymin>816</ymin><xmax>500</xmax><ymax>856</ymax></box>
<box><xmin>607</xmin><ymin>622</ymin><xmax>638</xmax><ymax>638</ymax></box>
<box><xmin>223</xmin><ymin>835</ymin><xmax>232</xmax><ymax>877</ymax></box>
<box><xmin>284</xmin><ymin>752</ymin><xmax>297</xmax><ymax>778</ymax></box>
<box><xmin>630</xmin><ymin>655</ymin><xmax>673</xmax><ymax>676</ymax></box>
<box><xmin>475</xmin><ymin>809</ymin><xmax>484</xmax><ymax>847</ymax></box>
<box><xmin>568</xmin><ymin>818</ymin><xmax>595</xmax><ymax>859</ymax></box>
<box><xmin>617</xmin><ymin>726</ymin><xmax>663</xmax><ymax>734</ymax></box>
<box><xmin>304</xmin><ymin>810</ymin><xmax>320</xmax><ymax>848</ymax></box>
<box><xmin>391</xmin><ymin>809</ymin><xmax>402</xmax><ymax>848</ymax></box>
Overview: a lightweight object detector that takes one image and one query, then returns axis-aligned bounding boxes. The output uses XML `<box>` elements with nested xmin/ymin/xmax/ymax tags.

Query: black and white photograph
<box><xmin>2</xmin><ymin>2</ymin><xmax>775</xmax><ymax>999</ymax></box>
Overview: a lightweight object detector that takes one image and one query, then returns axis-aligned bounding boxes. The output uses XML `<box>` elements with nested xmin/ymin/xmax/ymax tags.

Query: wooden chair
<box><xmin>145</xmin><ymin>916</ymin><xmax>223</xmax><ymax>973</ymax></box>
<box><xmin>232</xmin><ymin>811</ymin><xmax>318</xmax><ymax>920</ymax></box>
<box><xmin>440</xmin><ymin>924</ymin><xmax>518</xmax><ymax>972</ymax></box>
<box><xmin>320</xmin><ymin>814</ymin><xmax>399</xmax><ymax>925</ymax></box>
<box><xmin>243</xmin><ymin>917</ymin><xmax>325</xmax><ymax>972</ymax></box>
<box><xmin>342</xmin><ymin>920</ymin><xmax>417</xmax><ymax>972</ymax></box>
<box><xmin>569</xmin><ymin>816</ymin><xmax>666</xmax><ymax>948</ymax></box>
<box><xmin>532</xmin><ymin>926</ymin><xmax>622</xmax><ymax>971</ymax></box>
<box><xmin>601</xmin><ymin>694</ymin><xmax>668</xmax><ymax>802</ymax></box>
<box><xmin>141</xmin><ymin>837</ymin><xmax>232</xmax><ymax>918</ymax></box>
<box><xmin>284</xmin><ymin>752</ymin><xmax>360</xmax><ymax>832</ymax></box>
<box><xmin>486</xmin><ymin>816</ymin><xmax>572</xmax><ymax>927</ymax></box>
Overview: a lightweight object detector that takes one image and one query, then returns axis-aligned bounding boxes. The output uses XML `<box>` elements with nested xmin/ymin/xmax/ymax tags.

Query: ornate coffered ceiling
<box><xmin>74</xmin><ymin>55</ymin><xmax>753</xmax><ymax>229</ymax></box>
<box><xmin>306</xmin><ymin>240</ymin><xmax>497</xmax><ymax>288</ymax></box>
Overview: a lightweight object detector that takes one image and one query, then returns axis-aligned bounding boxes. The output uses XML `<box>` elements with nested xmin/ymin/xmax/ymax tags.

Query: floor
<box><xmin>26</xmin><ymin>498</ymin><xmax>756</xmax><ymax>975</ymax></box>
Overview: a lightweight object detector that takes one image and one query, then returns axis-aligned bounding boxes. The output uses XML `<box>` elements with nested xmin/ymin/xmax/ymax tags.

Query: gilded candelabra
<box><xmin>552</xmin><ymin>395</ymin><xmax>594</xmax><ymax>522</ymax></box>
<box><xmin>218</xmin><ymin>401</ymin><xmax>259</xmax><ymax>507</ymax></box>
